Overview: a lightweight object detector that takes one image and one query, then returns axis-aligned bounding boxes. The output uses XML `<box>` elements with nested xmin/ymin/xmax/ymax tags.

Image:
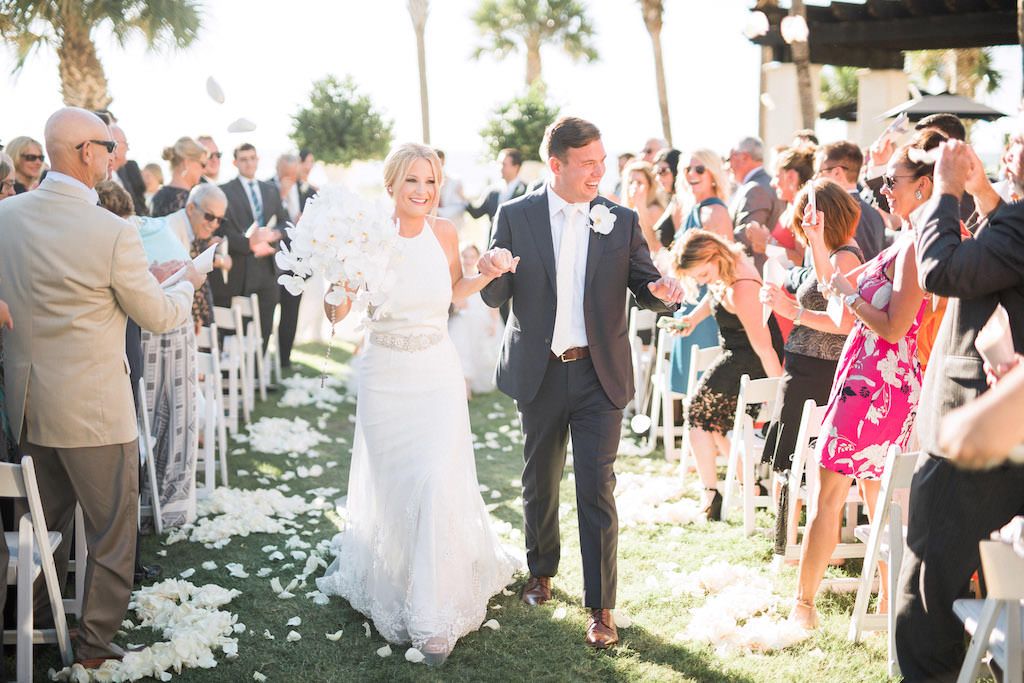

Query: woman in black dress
<box><xmin>151</xmin><ymin>136</ymin><xmax>208</xmax><ymax>217</ymax></box>
<box><xmin>671</xmin><ymin>230</ymin><xmax>784</xmax><ymax>519</ymax></box>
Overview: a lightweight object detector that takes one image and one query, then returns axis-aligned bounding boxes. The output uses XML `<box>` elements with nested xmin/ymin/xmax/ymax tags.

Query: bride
<box><xmin>316</xmin><ymin>143</ymin><xmax>518</xmax><ymax>666</ymax></box>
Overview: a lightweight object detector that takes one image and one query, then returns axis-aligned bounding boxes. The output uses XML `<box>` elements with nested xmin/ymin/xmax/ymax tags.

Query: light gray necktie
<box><xmin>551</xmin><ymin>204</ymin><xmax>579</xmax><ymax>356</ymax></box>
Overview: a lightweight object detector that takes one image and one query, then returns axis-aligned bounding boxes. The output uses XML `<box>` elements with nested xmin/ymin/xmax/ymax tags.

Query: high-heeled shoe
<box><xmin>702</xmin><ymin>487</ymin><xmax>722</xmax><ymax>521</ymax></box>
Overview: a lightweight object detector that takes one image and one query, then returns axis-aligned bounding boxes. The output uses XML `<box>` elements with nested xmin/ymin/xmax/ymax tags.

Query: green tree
<box><xmin>290</xmin><ymin>76</ymin><xmax>394</xmax><ymax>166</ymax></box>
<box><xmin>906</xmin><ymin>48</ymin><xmax>1002</xmax><ymax>97</ymax></box>
<box><xmin>637</xmin><ymin>0</ymin><xmax>671</xmax><ymax>145</ymax></box>
<box><xmin>0</xmin><ymin>0</ymin><xmax>201</xmax><ymax>109</ymax></box>
<box><xmin>470</xmin><ymin>0</ymin><xmax>598</xmax><ymax>86</ymax></box>
<box><xmin>819</xmin><ymin>65</ymin><xmax>859</xmax><ymax>111</ymax></box>
<box><xmin>479</xmin><ymin>81</ymin><xmax>560</xmax><ymax>162</ymax></box>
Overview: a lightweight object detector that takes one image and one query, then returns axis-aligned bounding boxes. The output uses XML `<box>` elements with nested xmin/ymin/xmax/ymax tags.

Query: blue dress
<box><xmin>668</xmin><ymin>198</ymin><xmax>727</xmax><ymax>393</ymax></box>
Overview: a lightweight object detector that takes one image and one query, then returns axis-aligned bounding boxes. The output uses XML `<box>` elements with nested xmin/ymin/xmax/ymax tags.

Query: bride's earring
<box><xmin>914</xmin><ymin>189</ymin><xmax>923</xmax><ymax>200</ymax></box>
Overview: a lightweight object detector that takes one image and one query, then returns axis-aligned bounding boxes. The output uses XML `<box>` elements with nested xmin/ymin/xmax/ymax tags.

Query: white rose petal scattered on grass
<box><xmin>376</xmin><ymin>644</ymin><xmax>392</xmax><ymax>657</ymax></box>
<box><xmin>363</xmin><ymin>621</ymin><xmax>370</xmax><ymax>638</ymax></box>
<box><xmin>263</xmin><ymin>629</ymin><xmax>275</xmax><ymax>640</ymax></box>
<box><xmin>501</xmin><ymin>588</ymin><xmax>514</xmax><ymax>596</ymax></box>
<box><xmin>482</xmin><ymin>619</ymin><xmax>500</xmax><ymax>630</ymax></box>
<box><xmin>179</xmin><ymin>568</ymin><xmax>196</xmax><ymax>579</ymax></box>
<box><xmin>551</xmin><ymin>606</ymin><xmax>567</xmax><ymax>620</ymax></box>
<box><xmin>225</xmin><ymin>562</ymin><xmax>249</xmax><ymax>578</ymax></box>
<box><xmin>257</xmin><ymin>568</ymin><xmax>272</xmax><ymax>577</ymax></box>
<box><xmin>286</xmin><ymin>616</ymin><xmax>301</xmax><ymax>627</ymax></box>
<box><xmin>405</xmin><ymin>647</ymin><xmax>425</xmax><ymax>663</ymax></box>
<box><xmin>253</xmin><ymin>672</ymin><xmax>268</xmax><ymax>682</ymax></box>
<box><xmin>325</xmin><ymin>630</ymin><xmax>344</xmax><ymax>641</ymax></box>
<box><xmin>616</xmin><ymin>612</ymin><xmax>632</xmax><ymax>628</ymax></box>
<box><xmin>156</xmin><ymin>550</ymin><xmax>167</xmax><ymax>557</ymax></box>
<box><xmin>286</xmin><ymin>630</ymin><xmax>302</xmax><ymax>642</ymax></box>
<box><xmin>201</xmin><ymin>561</ymin><xmax>218</xmax><ymax>570</ymax></box>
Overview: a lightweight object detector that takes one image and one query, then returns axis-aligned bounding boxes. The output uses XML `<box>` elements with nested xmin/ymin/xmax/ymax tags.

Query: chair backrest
<box><xmin>739</xmin><ymin>375</ymin><xmax>782</xmax><ymax>407</ymax></box>
<box><xmin>0</xmin><ymin>461</ymin><xmax>28</xmax><ymax>499</ymax></box>
<box><xmin>793</xmin><ymin>398</ymin><xmax>828</xmax><ymax>449</ymax></box>
<box><xmin>686</xmin><ymin>344</ymin><xmax>723</xmax><ymax>395</ymax></box>
<box><xmin>195</xmin><ymin>351</ymin><xmax>215</xmax><ymax>376</ymax></box>
<box><xmin>232</xmin><ymin>294</ymin><xmax>262</xmax><ymax>341</ymax></box>
<box><xmin>629</xmin><ymin>308</ymin><xmax>657</xmax><ymax>336</ymax></box>
<box><xmin>213</xmin><ymin>306</ymin><xmax>237</xmax><ymax>333</ymax></box>
<box><xmin>195</xmin><ymin>324</ymin><xmax>219</xmax><ymax>352</ymax></box>
<box><xmin>231</xmin><ymin>295</ymin><xmax>255</xmax><ymax>317</ymax></box>
<box><xmin>979</xmin><ymin>540</ymin><xmax>1024</xmax><ymax>600</ymax></box>
<box><xmin>883</xmin><ymin>445</ymin><xmax>918</xmax><ymax>492</ymax></box>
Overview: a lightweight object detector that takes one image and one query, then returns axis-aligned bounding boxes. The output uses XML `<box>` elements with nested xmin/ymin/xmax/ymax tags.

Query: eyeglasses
<box><xmin>882</xmin><ymin>174</ymin><xmax>917</xmax><ymax>190</ymax></box>
<box><xmin>21</xmin><ymin>154</ymin><xmax>45</xmax><ymax>162</ymax></box>
<box><xmin>74</xmin><ymin>139</ymin><xmax>117</xmax><ymax>154</ymax></box>
<box><xmin>202</xmin><ymin>211</ymin><xmax>224</xmax><ymax>225</ymax></box>
<box><xmin>685</xmin><ymin>165</ymin><xmax>707</xmax><ymax>175</ymax></box>
<box><xmin>0</xmin><ymin>180</ymin><xmax>14</xmax><ymax>193</ymax></box>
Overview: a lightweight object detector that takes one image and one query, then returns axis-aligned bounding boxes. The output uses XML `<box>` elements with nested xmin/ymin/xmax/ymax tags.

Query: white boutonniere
<box><xmin>588</xmin><ymin>204</ymin><xmax>616</xmax><ymax>236</ymax></box>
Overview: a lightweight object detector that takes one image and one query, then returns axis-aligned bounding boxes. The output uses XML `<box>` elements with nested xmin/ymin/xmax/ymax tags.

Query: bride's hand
<box><xmin>479</xmin><ymin>248</ymin><xmax>519</xmax><ymax>277</ymax></box>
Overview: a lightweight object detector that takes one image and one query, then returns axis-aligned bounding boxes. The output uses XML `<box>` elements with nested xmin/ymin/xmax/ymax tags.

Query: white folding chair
<box><xmin>136</xmin><ymin>377</ymin><xmax>163</xmax><ymax>536</ymax></box>
<box><xmin>195</xmin><ymin>325</ymin><xmax>229</xmax><ymax>466</ymax></box>
<box><xmin>678</xmin><ymin>344</ymin><xmax>723</xmax><ymax>468</ymax></box>
<box><xmin>955</xmin><ymin>540</ymin><xmax>1024</xmax><ymax>683</ymax></box>
<box><xmin>62</xmin><ymin>505</ymin><xmax>86</xmax><ymax>621</ymax></box>
<box><xmin>848</xmin><ymin>445</ymin><xmax>919</xmax><ymax>677</ymax></box>
<box><xmin>264</xmin><ymin>303</ymin><xmax>283</xmax><ymax>385</ymax></box>
<box><xmin>232</xmin><ymin>294</ymin><xmax>267</xmax><ymax>405</ymax></box>
<box><xmin>721</xmin><ymin>374</ymin><xmax>783</xmax><ymax>536</ymax></box>
<box><xmin>0</xmin><ymin>456</ymin><xmax>73</xmax><ymax>680</ymax></box>
<box><xmin>647</xmin><ymin>328</ymin><xmax>683</xmax><ymax>461</ymax></box>
<box><xmin>213</xmin><ymin>306</ymin><xmax>249</xmax><ymax>430</ymax></box>
<box><xmin>627</xmin><ymin>307</ymin><xmax>658</xmax><ymax>421</ymax></box>
<box><xmin>783</xmin><ymin>399</ymin><xmax>865</xmax><ymax>567</ymax></box>
<box><xmin>194</xmin><ymin>350</ymin><xmax>229</xmax><ymax>496</ymax></box>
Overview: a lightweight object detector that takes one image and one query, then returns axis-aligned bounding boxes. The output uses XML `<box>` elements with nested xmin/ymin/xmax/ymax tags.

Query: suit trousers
<box><xmin>518</xmin><ymin>356</ymin><xmax>620</xmax><ymax>609</ymax></box>
<box><xmin>244</xmin><ymin>279</ymin><xmax>279</xmax><ymax>354</ymax></box>
<box><xmin>894</xmin><ymin>453</ymin><xmax>1024</xmax><ymax>681</ymax></box>
<box><xmin>277</xmin><ymin>286</ymin><xmax>302</xmax><ymax>366</ymax></box>
<box><xmin>22</xmin><ymin>440</ymin><xmax>139</xmax><ymax>660</ymax></box>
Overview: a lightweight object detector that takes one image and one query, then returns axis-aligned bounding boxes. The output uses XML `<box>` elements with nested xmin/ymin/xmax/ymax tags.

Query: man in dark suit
<box><xmin>109</xmin><ymin>124</ymin><xmax>148</xmax><ymax>216</ymax></box>
<box><xmin>272</xmin><ymin>153</ymin><xmax>306</xmax><ymax>369</ymax></box>
<box><xmin>814</xmin><ymin>141</ymin><xmax>886</xmax><ymax>262</ymax></box>
<box><xmin>895</xmin><ymin>138</ymin><xmax>1024</xmax><ymax>681</ymax></box>
<box><xmin>478</xmin><ymin>117</ymin><xmax>684</xmax><ymax>649</ymax></box>
<box><xmin>209</xmin><ymin>143</ymin><xmax>289</xmax><ymax>351</ymax></box>
<box><xmin>728</xmin><ymin>136</ymin><xmax>785</xmax><ymax>271</ymax></box>
<box><xmin>467</xmin><ymin>147</ymin><xmax>527</xmax><ymax>241</ymax></box>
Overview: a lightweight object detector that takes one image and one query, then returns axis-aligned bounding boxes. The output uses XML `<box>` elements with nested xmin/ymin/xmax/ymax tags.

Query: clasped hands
<box><xmin>476</xmin><ymin>248</ymin><xmax>520</xmax><ymax>277</ymax></box>
<box><xmin>250</xmin><ymin>226</ymin><xmax>280</xmax><ymax>258</ymax></box>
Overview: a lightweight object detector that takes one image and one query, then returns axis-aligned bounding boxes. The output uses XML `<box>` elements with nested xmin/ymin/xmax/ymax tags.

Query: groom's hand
<box><xmin>648</xmin><ymin>276</ymin><xmax>685</xmax><ymax>304</ymax></box>
<box><xmin>479</xmin><ymin>248</ymin><xmax>519</xmax><ymax>277</ymax></box>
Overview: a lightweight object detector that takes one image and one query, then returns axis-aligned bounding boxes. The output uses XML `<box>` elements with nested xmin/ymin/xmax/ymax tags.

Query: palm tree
<box><xmin>637</xmin><ymin>0</ymin><xmax>671</xmax><ymax>145</ymax></box>
<box><xmin>408</xmin><ymin>0</ymin><xmax>430</xmax><ymax>144</ymax></box>
<box><xmin>787</xmin><ymin>0</ymin><xmax>814</xmax><ymax>130</ymax></box>
<box><xmin>0</xmin><ymin>0</ymin><xmax>201</xmax><ymax>110</ymax></box>
<box><xmin>906</xmin><ymin>48</ymin><xmax>1002</xmax><ymax>98</ymax></box>
<box><xmin>819</xmin><ymin>65</ymin><xmax>859</xmax><ymax>111</ymax></box>
<box><xmin>470</xmin><ymin>0</ymin><xmax>598</xmax><ymax>87</ymax></box>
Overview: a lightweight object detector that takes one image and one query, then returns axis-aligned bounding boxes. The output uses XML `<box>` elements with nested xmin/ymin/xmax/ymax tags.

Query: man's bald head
<box><xmin>43</xmin><ymin>107</ymin><xmax>113</xmax><ymax>186</ymax></box>
<box><xmin>109</xmin><ymin>124</ymin><xmax>128</xmax><ymax>170</ymax></box>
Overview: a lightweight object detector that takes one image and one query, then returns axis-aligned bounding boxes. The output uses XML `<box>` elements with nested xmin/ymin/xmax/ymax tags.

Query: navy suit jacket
<box><xmin>481</xmin><ymin>188</ymin><xmax>674</xmax><ymax>408</ymax></box>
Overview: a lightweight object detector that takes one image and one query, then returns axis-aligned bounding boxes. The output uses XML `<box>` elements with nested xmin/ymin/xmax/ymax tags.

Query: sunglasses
<box><xmin>74</xmin><ymin>139</ymin><xmax>117</xmax><ymax>153</ymax></box>
<box><xmin>21</xmin><ymin>154</ymin><xmax>45</xmax><ymax>162</ymax></box>
<box><xmin>209</xmin><ymin>152</ymin><xmax>223</xmax><ymax>159</ymax></box>
<box><xmin>654</xmin><ymin>167</ymin><xmax>672</xmax><ymax>176</ymax></box>
<box><xmin>882</xmin><ymin>174</ymin><xmax>916</xmax><ymax>190</ymax></box>
<box><xmin>202</xmin><ymin>211</ymin><xmax>224</xmax><ymax>225</ymax></box>
<box><xmin>685</xmin><ymin>165</ymin><xmax>707</xmax><ymax>175</ymax></box>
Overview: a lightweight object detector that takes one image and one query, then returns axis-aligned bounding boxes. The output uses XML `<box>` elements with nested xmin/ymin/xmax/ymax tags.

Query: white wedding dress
<box><xmin>317</xmin><ymin>223</ymin><xmax>517</xmax><ymax>657</ymax></box>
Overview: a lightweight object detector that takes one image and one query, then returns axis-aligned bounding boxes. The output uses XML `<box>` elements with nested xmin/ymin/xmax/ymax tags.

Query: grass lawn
<box><xmin>29</xmin><ymin>341</ymin><xmax>892</xmax><ymax>682</ymax></box>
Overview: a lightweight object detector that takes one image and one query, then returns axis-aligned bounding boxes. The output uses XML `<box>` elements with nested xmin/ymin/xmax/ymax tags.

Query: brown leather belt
<box><xmin>550</xmin><ymin>346</ymin><xmax>590</xmax><ymax>362</ymax></box>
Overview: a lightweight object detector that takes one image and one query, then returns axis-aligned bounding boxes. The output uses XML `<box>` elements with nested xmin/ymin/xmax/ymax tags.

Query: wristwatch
<box><xmin>844</xmin><ymin>293</ymin><xmax>859</xmax><ymax>308</ymax></box>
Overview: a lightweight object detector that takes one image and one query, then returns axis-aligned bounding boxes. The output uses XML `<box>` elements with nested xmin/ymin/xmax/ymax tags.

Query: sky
<box><xmin>1</xmin><ymin>0</ymin><xmax>1020</xmax><ymax>194</ymax></box>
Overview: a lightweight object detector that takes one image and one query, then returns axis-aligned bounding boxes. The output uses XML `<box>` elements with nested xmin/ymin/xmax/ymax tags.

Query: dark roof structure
<box><xmin>749</xmin><ymin>0</ymin><xmax>1018</xmax><ymax>70</ymax></box>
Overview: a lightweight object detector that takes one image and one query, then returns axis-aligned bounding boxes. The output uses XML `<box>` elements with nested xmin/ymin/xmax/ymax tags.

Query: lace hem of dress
<box><xmin>370</xmin><ymin>331</ymin><xmax>443</xmax><ymax>352</ymax></box>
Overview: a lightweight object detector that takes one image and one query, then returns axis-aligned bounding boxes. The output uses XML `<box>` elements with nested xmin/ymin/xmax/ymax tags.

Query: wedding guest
<box><xmin>665</xmin><ymin>150</ymin><xmax>731</xmax><ymax>400</ymax></box>
<box><xmin>141</xmin><ymin>163</ymin><xmax>163</xmax><ymax>213</ymax></box>
<box><xmin>274</xmin><ymin>154</ymin><xmax>303</xmax><ymax>368</ymax></box>
<box><xmin>196</xmin><ymin>135</ymin><xmax>222</xmax><ymax>183</ymax></box>
<box><xmin>449</xmin><ymin>244</ymin><xmax>501</xmax><ymax>397</ymax></box>
<box><xmin>759</xmin><ymin>180</ymin><xmax>863</xmax><ymax>554</ymax></box>
<box><xmin>671</xmin><ymin>230</ymin><xmax>784</xmax><ymax>520</ymax></box>
<box><xmin>467</xmin><ymin>148</ymin><xmax>526</xmax><ymax>241</ymax></box>
<box><xmin>435</xmin><ymin>149</ymin><xmax>467</xmax><ymax>234</ymax></box>
<box><xmin>940</xmin><ymin>358</ymin><xmax>1024</xmax><ymax>469</ymax></box>
<box><xmin>895</xmin><ymin>137</ymin><xmax>1024</xmax><ymax>681</ymax></box>
<box><xmin>814</xmin><ymin>141</ymin><xmax>885</xmax><ymax>261</ymax></box>
<box><xmin>744</xmin><ymin>144</ymin><xmax>815</xmax><ymax>269</ymax></box>
<box><xmin>0</xmin><ymin>107</ymin><xmax>200</xmax><ymax>669</ymax></box>
<box><xmin>610</xmin><ymin>152</ymin><xmax>635</xmax><ymax>201</ymax></box>
<box><xmin>792</xmin><ymin>129</ymin><xmax>819</xmax><ymax>148</ymax></box>
<box><xmin>0</xmin><ymin>153</ymin><xmax>16</xmax><ymax>200</ymax></box>
<box><xmin>0</xmin><ymin>279</ymin><xmax>13</xmax><ymax>461</ymax></box>
<box><xmin>298</xmin><ymin>149</ymin><xmax>317</xmax><ymax>195</ymax></box>
<box><xmin>621</xmin><ymin>160</ymin><xmax>664</xmax><ymax>254</ymax></box>
<box><xmin>651</xmin><ymin>148</ymin><xmax>681</xmax><ymax>247</ymax></box>
<box><xmin>151</xmin><ymin>136</ymin><xmax>208</xmax><ymax>217</ymax></box>
<box><xmin>96</xmin><ymin>180</ymin><xmax>200</xmax><ymax>529</ymax></box>
<box><xmin>109</xmin><ymin>123</ymin><xmax>148</xmax><ymax>216</ymax></box>
<box><xmin>728</xmin><ymin>136</ymin><xmax>786</xmax><ymax>271</ymax></box>
<box><xmin>641</xmin><ymin>137</ymin><xmax>667</xmax><ymax>164</ymax></box>
<box><xmin>788</xmin><ymin>137</ymin><xmax>935</xmax><ymax>630</ymax></box>
<box><xmin>185</xmin><ymin>184</ymin><xmax>230</xmax><ymax>331</ymax></box>
<box><xmin>7</xmin><ymin>135</ymin><xmax>45</xmax><ymax>193</ymax></box>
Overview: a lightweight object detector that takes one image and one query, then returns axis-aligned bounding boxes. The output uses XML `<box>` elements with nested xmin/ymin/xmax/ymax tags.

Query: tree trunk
<box><xmin>789</xmin><ymin>1</ymin><xmax>814</xmax><ymax>130</ymax></box>
<box><xmin>525</xmin><ymin>34</ymin><xmax>541</xmax><ymax>86</ymax></box>
<box><xmin>641</xmin><ymin>5</ymin><xmax>671</xmax><ymax>146</ymax></box>
<box><xmin>1019</xmin><ymin>0</ymin><xmax>1024</xmax><ymax>98</ymax></box>
<box><xmin>415</xmin><ymin>28</ymin><xmax>430</xmax><ymax>144</ymax></box>
<box><xmin>55</xmin><ymin>12</ymin><xmax>111</xmax><ymax>109</ymax></box>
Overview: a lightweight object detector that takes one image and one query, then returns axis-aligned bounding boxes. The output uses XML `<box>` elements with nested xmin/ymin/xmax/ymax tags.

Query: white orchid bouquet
<box><xmin>275</xmin><ymin>183</ymin><xmax>402</xmax><ymax>316</ymax></box>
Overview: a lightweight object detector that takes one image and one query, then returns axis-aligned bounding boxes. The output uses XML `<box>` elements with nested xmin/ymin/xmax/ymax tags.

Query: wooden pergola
<box><xmin>749</xmin><ymin>0</ymin><xmax>1019</xmax><ymax>70</ymax></box>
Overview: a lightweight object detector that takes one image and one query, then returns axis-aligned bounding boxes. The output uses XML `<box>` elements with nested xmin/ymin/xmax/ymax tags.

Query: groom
<box><xmin>479</xmin><ymin>116</ymin><xmax>683</xmax><ymax>648</ymax></box>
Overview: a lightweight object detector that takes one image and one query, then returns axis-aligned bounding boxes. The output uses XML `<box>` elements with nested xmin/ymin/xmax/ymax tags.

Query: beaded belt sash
<box><xmin>370</xmin><ymin>331</ymin><xmax>443</xmax><ymax>352</ymax></box>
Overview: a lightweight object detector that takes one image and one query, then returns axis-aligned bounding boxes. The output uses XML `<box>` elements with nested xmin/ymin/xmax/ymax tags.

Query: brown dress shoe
<box><xmin>521</xmin><ymin>575</ymin><xmax>551</xmax><ymax>605</ymax></box>
<box><xmin>586</xmin><ymin>608</ymin><xmax>618</xmax><ymax>648</ymax></box>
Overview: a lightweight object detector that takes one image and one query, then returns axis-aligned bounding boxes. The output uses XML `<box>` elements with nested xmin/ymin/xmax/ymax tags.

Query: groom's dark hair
<box><xmin>542</xmin><ymin>116</ymin><xmax>601</xmax><ymax>163</ymax></box>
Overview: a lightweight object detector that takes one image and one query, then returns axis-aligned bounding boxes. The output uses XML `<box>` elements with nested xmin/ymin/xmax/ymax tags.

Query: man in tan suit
<box><xmin>0</xmin><ymin>108</ymin><xmax>204</xmax><ymax>668</ymax></box>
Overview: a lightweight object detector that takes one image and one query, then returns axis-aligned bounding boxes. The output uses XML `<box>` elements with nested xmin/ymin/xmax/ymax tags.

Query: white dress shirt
<box><xmin>546</xmin><ymin>184</ymin><xmax>590</xmax><ymax>349</ymax></box>
<box><xmin>46</xmin><ymin>171</ymin><xmax>99</xmax><ymax>205</ymax></box>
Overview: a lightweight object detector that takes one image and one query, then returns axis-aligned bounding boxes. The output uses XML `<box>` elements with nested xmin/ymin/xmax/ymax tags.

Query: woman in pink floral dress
<box><xmin>789</xmin><ymin>132</ymin><xmax>943</xmax><ymax>629</ymax></box>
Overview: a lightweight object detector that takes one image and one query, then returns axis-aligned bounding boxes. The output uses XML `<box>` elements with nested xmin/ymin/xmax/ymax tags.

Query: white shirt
<box><xmin>546</xmin><ymin>184</ymin><xmax>590</xmax><ymax>348</ymax></box>
<box><xmin>275</xmin><ymin>176</ymin><xmax>301</xmax><ymax>221</ymax></box>
<box><xmin>46</xmin><ymin>171</ymin><xmax>99</xmax><ymax>205</ymax></box>
<box><xmin>239</xmin><ymin>175</ymin><xmax>261</xmax><ymax>222</ymax></box>
<box><xmin>498</xmin><ymin>178</ymin><xmax>520</xmax><ymax>204</ymax></box>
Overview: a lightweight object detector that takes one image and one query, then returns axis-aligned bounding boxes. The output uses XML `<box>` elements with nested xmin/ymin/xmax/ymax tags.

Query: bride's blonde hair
<box><xmin>382</xmin><ymin>143</ymin><xmax>443</xmax><ymax>213</ymax></box>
